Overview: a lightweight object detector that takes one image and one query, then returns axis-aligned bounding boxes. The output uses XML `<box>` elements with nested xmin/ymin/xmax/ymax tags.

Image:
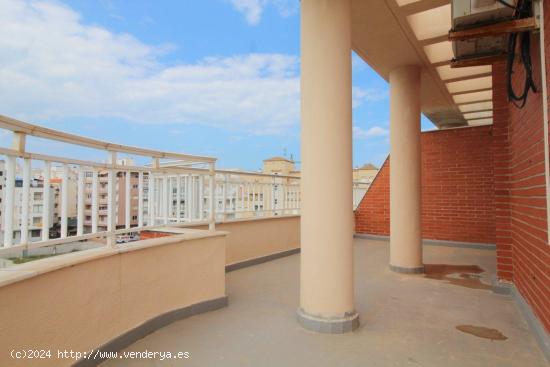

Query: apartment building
<box><xmin>215</xmin><ymin>157</ymin><xmax>300</xmax><ymax>220</ymax></box>
<box><xmin>262</xmin><ymin>156</ymin><xmax>300</xmax><ymax>177</ymax></box>
<box><xmin>353</xmin><ymin>163</ymin><xmax>378</xmax><ymax>184</ymax></box>
<box><xmin>50</xmin><ymin>165</ymin><xmax>78</xmax><ymax>218</ymax></box>
<box><xmin>352</xmin><ymin>163</ymin><xmax>378</xmax><ymax>209</ymax></box>
<box><xmin>83</xmin><ymin>159</ymin><xmax>140</xmax><ymax>232</ymax></box>
<box><xmin>0</xmin><ymin>160</ymin><xmax>57</xmax><ymax>244</ymax></box>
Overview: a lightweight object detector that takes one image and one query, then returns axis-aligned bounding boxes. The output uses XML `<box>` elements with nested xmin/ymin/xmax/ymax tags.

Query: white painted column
<box><xmin>162</xmin><ymin>176</ymin><xmax>169</xmax><ymax>224</ymax></box>
<box><xmin>208</xmin><ymin>163</ymin><xmax>216</xmax><ymax>230</ymax></box>
<box><xmin>42</xmin><ymin>161</ymin><xmax>51</xmax><ymax>241</ymax></box>
<box><xmin>91</xmin><ymin>168</ymin><xmax>98</xmax><ymax>233</ymax></box>
<box><xmin>149</xmin><ymin>158</ymin><xmax>159</xmax><ymax>226</ymax></box>
<box><xmin>125</xmin><ymin>171</ymin><xmax>131</xmax><ymax>229</ymax></box>
<box><xmin>246</xmin><ymin>182</ymin><xmax>251</xmax><ymax>215</ymax></box>
<box><xmin>60</xmin><ymin>164</ymin><xmax>69</xmax><ymax>238</ymax></box>
<box><xmin>77</xmin><ymin>167</ymin><xmax>84</xmax><ymax>236</ymax></box>
<box><xmin>169</xmin><ymin>176</ymin><xmax>174</xmax><ymax>219</ymax></box>
<box><xmin>186</xmin><ymin>174</ymin><xmax>193</xmax><ymax>222</ymax></box>
<box><xmin>138</xmin><ymin>171</ymin><xmax>144</xmax><ymax>228</ymax></box>
<box><xmin>251</xmin><ymin>182</ymin><xmax>255</xmax><ymax>214</ymax></box>
<box><xmin>148</xmin><ymin>173</ymin><xmax>155</xmax><ymax>226</ymax></box>
<box><xmin>2</xmin><ymin>155</ymin><xmax>15</xmax><ymax>247</ymax></box>
<box><xmin>176</xmin><ymin>175</ymin><xmax>182</xmax><ymax>222</ymax></box>
<box><xmin>299</xmin><ymin>0</ymin><xmax>358</xmax><ymax>333</ymax></box>
<box><xmin>21</xmin><ymin>158</ymin><xmax>31</xmax><ymax>245</ymax></box>
<box><xmin>389</xmin><ymin>65</ymin><xmax>423</xmax><ymax>273</ymax></box>
<box><xmin>221</xmin><ymin>174</ymin><xmax>227</xmax><ymax>219</ymax></box>
<box><xmin>107</xmin><ymin>151</ymin><xmax>117</xmax><ymax>247</ymax></box>
<box><xmin>198</xmin><ymin>175</ymin><xmax>204</xmax><ymax>220</ymax></box>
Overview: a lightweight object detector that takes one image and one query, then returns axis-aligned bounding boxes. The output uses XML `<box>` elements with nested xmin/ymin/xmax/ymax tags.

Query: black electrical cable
<box><xmin>506</xmin><ymin>0</ymin><xmax>537</xmax><ymax>108</ymax></box>
<box><xmin>496</xmin><ymin>0</ymin><xmax>516</xmax><ymax>10</ymax></box>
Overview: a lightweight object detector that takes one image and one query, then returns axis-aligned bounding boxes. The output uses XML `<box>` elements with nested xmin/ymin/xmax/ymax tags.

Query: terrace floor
<box><xmin>102</xmin><ymin>238</ymin><xmax>547</xmax><ymax>367</ymax></box>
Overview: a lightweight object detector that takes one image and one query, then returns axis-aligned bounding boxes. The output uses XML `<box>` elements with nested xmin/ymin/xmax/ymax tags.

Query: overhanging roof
<box><xmin>351</xmin><ymin>0</ymin><xmax>493</xmax><ymax>129</ymax></box>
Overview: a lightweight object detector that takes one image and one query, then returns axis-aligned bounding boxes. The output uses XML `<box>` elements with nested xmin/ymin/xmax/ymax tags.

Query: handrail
<box><xmin>155</xmin><ymin>161</ymin><xmax>300</xmax><ymax>179</ymax></box>
<box><xmin>0</xmin><ymin>114</ymin><xmax>216</xmax><ymax>163</ymax></box>
<box><xmin>0</xmin><ymin>115</ymin><xmax>302</xmax><ymax>260</ymax></box>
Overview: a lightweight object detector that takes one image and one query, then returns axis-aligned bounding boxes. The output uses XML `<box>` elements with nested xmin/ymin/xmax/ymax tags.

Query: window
<box><xmin>132</xmin><ymin>216</ymin><xmax>138</xmax><ymax>220</ymax></box>
<box><xmin>85</xmin><ymin>172</ymin><xmax>93</xmax><ymax>178</ymax></box>
<box><xmin>33</xmin><ymin>204</ymin><xmax>42</xmax><ymax>213</ymax></box>
<box><xmin>31</xmin><ymin>229</ymin><xmax>41</xmax><ymax>237</ymax></box>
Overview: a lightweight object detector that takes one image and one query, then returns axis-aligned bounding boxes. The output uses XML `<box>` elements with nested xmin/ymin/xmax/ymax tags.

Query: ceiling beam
<box><xmin>459</xmin><ymin>108</ymin><xmax>493</xmax><ymax>114</ymax></box>
<box><xmin>419</xmin><ymin>34</ymin><xmax>449</xmax><ymax>46</ymax></box>
<box><xmin>400</xmin><ymin>0</ymin><xmax>450</xmax><ymax>16</ymax></box>
<box><xmin>450</xmin><ymin>87</ymin><xmax>493</xmax><ymax>96</ymax></box>
<box><xmin>451</xmin><ymin>54</ymin><xmax>507</xmax><ymax>68</ymax></box>
<box><xmin>456</xmin><ymin>98</ymin><xmax>493</xmax><ymax>106</ymax></box>
<box><xmin>442</xmin><ymin>71</ymin><xmax>493</xmax><ymax>83</ymax></box>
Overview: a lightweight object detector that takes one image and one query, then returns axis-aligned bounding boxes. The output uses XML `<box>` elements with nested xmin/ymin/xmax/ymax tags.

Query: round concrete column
<box><xmin>298</xmin><ymin>0</ymin><xmax>358</xmax><ymax>334</ymax></box>
<box><xmin>389</xmin><ymin>65</ymin><xmax>423</xmax><ymax>274</ymax></box>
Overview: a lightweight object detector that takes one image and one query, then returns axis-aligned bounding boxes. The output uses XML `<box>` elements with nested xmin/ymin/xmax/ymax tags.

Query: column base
<box><xmin>389</xmin><ymin>264</ymin><xmax>424</xmax><ymax>274</ymax></box>
<box><xmin>297</xmin><ymin>308</ymin><xmax>359</xmax><ymax>334</ymax></box>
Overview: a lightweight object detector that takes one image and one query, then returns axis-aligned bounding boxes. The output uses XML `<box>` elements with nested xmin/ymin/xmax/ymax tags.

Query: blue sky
<box><xmin>0</xmin><ymin>0</ymin><xmax>434</xmax><ymax>171</ymax></box>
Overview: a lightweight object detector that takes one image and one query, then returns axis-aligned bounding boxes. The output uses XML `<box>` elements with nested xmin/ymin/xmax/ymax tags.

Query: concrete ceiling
<box><xmin>351</xmin><ymin>0</ymin><xmax>493</xmax><ymax>129</ymax></box>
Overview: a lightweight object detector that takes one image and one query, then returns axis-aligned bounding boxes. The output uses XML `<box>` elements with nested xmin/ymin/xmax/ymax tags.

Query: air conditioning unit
<box><xmin>451</xmin><ymin>0</ymin><xmax>516</xmax><ymax>60</ymax></box>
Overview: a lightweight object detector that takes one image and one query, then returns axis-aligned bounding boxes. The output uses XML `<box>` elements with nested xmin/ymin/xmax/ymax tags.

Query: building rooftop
<box><xmin>101</xmin><ymin>238</ymin><xmax>547</xmax><ymax>367</ymax></box>
<box><xmin>263</xmin><ymin>156</ymin><xmax>294</xmax><ymax>163</ymax></box>
<box><xmin>356</xmin><ymin>163</ymin><xmax>378</xmax><ymax>171</ymax></box>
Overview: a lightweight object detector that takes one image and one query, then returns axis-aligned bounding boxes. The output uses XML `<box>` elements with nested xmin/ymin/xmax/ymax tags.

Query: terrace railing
<box><xmin>0</xmin><ymin>115</ymin><xmax>302</xmax><ymax>258</ymax></box>
<box><xmin>159</xmin><ymin>161</ymin><xmax>301</xmax><ymax>221</ymax></box>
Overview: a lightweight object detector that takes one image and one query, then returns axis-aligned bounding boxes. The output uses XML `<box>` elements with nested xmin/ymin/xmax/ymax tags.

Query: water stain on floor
<box><xmin>424</xmin><ymin>264</ymin><xmax>492</xmax><ymax>290</ymax></box>
<box><xmin>456</xmin><ymin>325</ymin><xmax>508</xmax><ymax>341</ymax></box>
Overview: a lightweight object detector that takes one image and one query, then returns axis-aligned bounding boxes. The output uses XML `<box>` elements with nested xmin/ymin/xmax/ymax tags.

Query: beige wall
<box><xmin>353</xmin><ymin>168</ymin><xmax>377</xmax><ymax>183</ymax></box>
<box><xmin>0</xmin><ymin>233</ymin><xmax>226</xmax><ymax>367</ymax></box>
<box><xmin>262</xmin><ymin>159</ymin><xmax>299</xmax><ymax>176</ymax></box>
<box><xmin>220</xmin><ymin>216</ymin><xmax>300</xmax><ymax>265</ymax></box>
<box><xmin>193</xmin><ymin>215</ymin><xmax>300</xmax><ymax>265</ymax></box>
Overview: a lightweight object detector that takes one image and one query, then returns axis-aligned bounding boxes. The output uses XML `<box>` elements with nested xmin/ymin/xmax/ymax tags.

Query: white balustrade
<box><xmin>0</xmin><ymin>114</ymin><xmax>304</xmax><ymax>259</ymax></box>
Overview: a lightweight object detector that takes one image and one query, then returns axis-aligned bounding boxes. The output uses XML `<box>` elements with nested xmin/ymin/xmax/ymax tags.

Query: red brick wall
<box><xmin>493</xmin><ymin>61</ymin><xmax>513</xmax><ymax>281</ymax></box>
<box><xmin>355</xmin><ymin>158</ymin><xmax>390</xmax><ymax>236</ymax></box>
<box><xmin>492</xmin><ymin>28</ymin><xmax>550</xmax><ymax>331</ymax></box>
<box><xmin>422</xmin><ymin>127</ymin><xmax>495</xmax><ymax>243</ymax></box>
<box><xmin>546</xmin><ymin>0</ymin><xmax>550</xmax><ymax>127</ymax></box>
<box><xmin>355</xmin><ymin>126</ymin><xmax>495</xmax><ymax>244</ymax></box>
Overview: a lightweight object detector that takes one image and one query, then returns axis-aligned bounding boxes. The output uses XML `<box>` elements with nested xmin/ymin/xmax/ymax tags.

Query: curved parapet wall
<box><xmin>0</xmin><ymin>231</ymin><xmax>227</xmax><ymax>367</ymax></box>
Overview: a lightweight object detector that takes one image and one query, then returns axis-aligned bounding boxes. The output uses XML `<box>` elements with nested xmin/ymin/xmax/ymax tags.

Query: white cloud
<box><xmin>352</xmin><ymin>87</ymin><xmax>388</xmax><ymax>108</ymax></box>
<box><xmin>353</xmin><ymin>126</ymin><xmax>389</xmax><ymax>139</ymax></box>
<box><xmin>228</xmin><ymin>0</ymin><xmax>298</xmax><ymax>25</ymax></box>
<box><xmin>0</xmin><ymin>0</ymin><xmax>301</xmax><ymax>135</ymax></box>
<box><xmin>229</xmin><ymin>0</ymin><xmax>265</xmax><ymax>25</ymax></box>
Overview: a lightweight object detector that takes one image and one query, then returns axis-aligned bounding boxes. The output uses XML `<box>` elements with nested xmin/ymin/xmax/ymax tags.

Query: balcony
<box><xmin>99</xmin><ymin>238</ymin><xmax>546</xmax><ymax>367</ymax></box>
<box><xmin>0</xmin><ymin>107</ymin><xmax>547</xmax><ymax>366</ymax></box>
<box><xmin>1</xmin><ymin>0</ymin><xmax>549</xmax><ymax>362</ymax></box>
